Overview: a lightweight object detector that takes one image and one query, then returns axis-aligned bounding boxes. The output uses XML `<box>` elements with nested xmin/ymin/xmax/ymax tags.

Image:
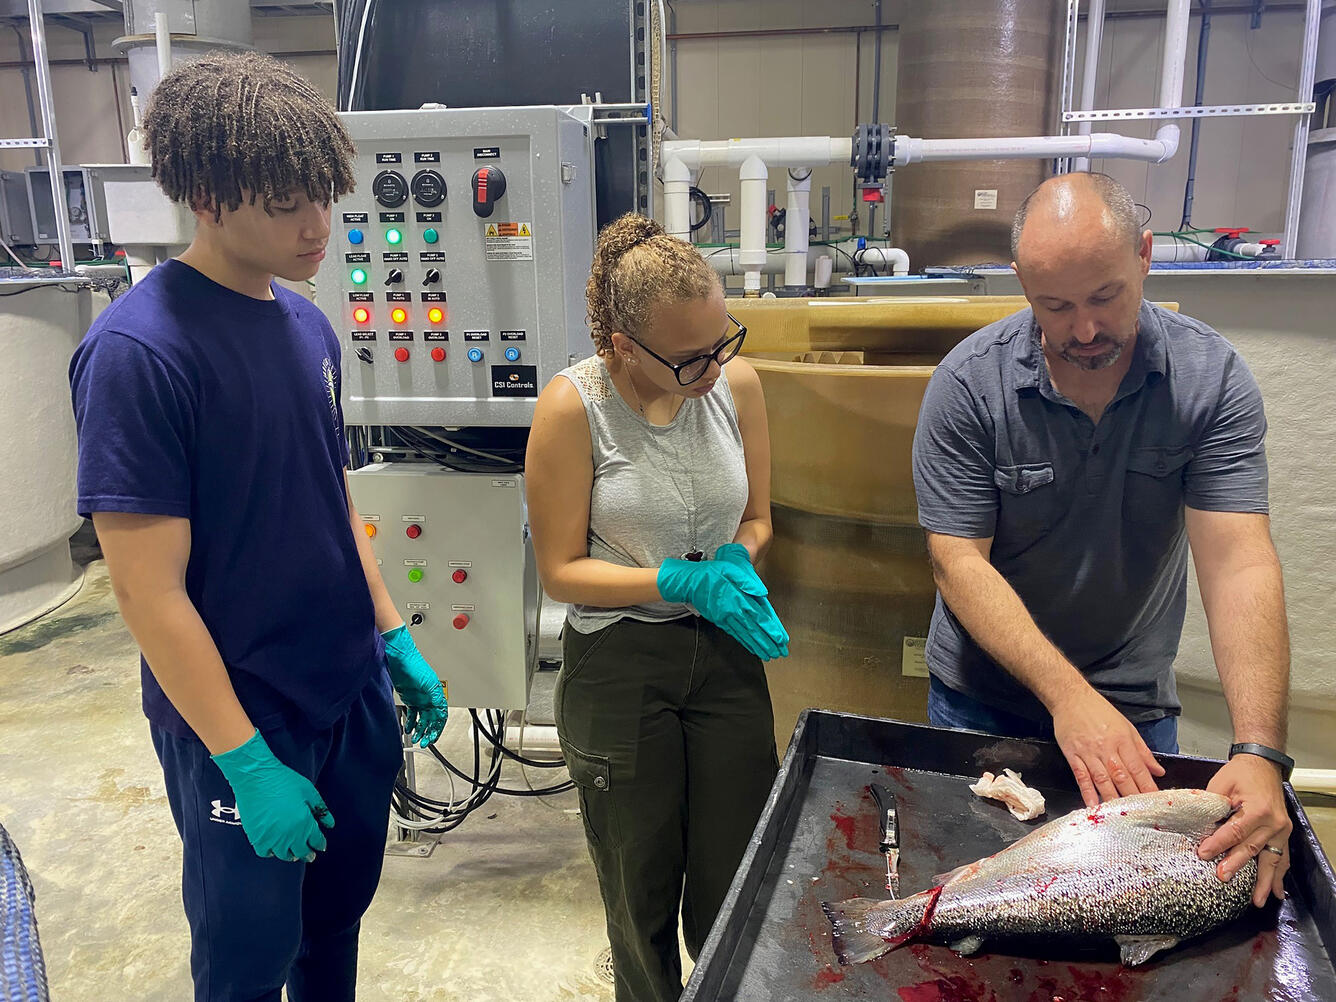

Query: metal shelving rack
<box><xmin>1057</xmin><ymin>0</ymin><xmax>1324</xmax><ymax>257</ymax></box>
<box><xmin>0</xmin><ymin>0</ymin><xmax>74</xmax><ymax>272</ymax></box>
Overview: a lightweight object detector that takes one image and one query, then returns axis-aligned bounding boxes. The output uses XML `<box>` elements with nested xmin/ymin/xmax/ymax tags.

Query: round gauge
<box><xmin>372</xmin><ymin>169</ymin><xmax>408</xmax><ymax>207</ymax></box>
<box><xmin>411</xmin><ymin>169</ymin><xmax>447</xmax><ymax>207</ymax></box>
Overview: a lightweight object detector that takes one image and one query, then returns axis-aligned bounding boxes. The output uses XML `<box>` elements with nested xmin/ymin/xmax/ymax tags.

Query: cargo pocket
<box><xmin>993</xmin><ymin>462</ymin><xmax>1060</xmax><ymax>537</ymax></box>
<box><xmin>1124</xmin><ymin>447</ymin><xmax>1192</xmax><ymax>525</ymax></box>
<box><xmin>562</xmin><ymin>740</ymin><xmax>617</xmax><ymax>848</ymax></box>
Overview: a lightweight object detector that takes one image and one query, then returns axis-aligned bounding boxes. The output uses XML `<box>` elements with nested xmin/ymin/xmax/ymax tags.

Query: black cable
<box><xmin>688</xmin><ymin>185</ymin><xmax>712</xmax><ymax>233</ymax></box>
<box><xmin>471</xmin><ymin>711</ymin><xmax>568</xmax><ymax>768</ymax></box>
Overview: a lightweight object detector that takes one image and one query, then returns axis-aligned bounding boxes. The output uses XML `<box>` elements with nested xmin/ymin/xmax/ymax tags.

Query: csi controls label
<box><xmin>414</xmin><ymin>151</ymin><xmax>441</xmax><ymax>163</ymax></box>
<box><xmin>974</xmin><ymin>189</ymin><xmax>998</xmax><ymax>210</ymax></box>
<box><xmin>379</xmin><ymin>212</ymin><xmax>405</xmax><ymax>223</ymax></box>
<box><xmin>342</xmin><ymin>212</ymin><xmax>369</xmax><ymax>224</ymax></box>
<box><xmin>375</xmin><ymin>152</ymin><xmax>402</xmax><ymax>163</ymax></box>
<box><xmin>424</xmin><ymin>331</ymin><xmax>448</xmax><ymax>342</ymax></box>
<box><xmin>421</xmin><ymin>291</ymin><xmax>446</xmax><ymax>302</ymax></box>
<box><xmin>386</xmin><ymin>291</ymin><xmax>412</xmax><ymax>302</ymax></box>
<box><xmin>463</xmin><ymin>330</ymin><xmax>490</xmax><ymax>342</ymax></box>
<box><xmin>345</xmin><ymin>252</ymin><xmax>370</xmax><ymax>263</ymax></box>
<box><xmin>416</xmin><ymin>212</ymin><xmax>441</xmax><ymax>223</ymax></box>
<box><xmin>499</xmin><ymin>330</ymin><xmax>526</xmax><ymax>341</ymax></box>
<box><xmin>388</xmin><ymin>331</ymin><xmax>414</xmax><ymax>342</ymax></box>
<box><xmin>419</xmin><ymin>252</ymin><xmax>445</xmax><ymax>262</ymax></box>
<box><xmin>351</xmin><ymin>331</ymin><xmax>376</xmax><ymax>341</ymax></box>
<box><xmin>492</xmin><ymin>364</ymin><xmax>539</xmax><ymax>397</ymax></box>
<box><xmin>348</xmin><ymin>291</ymin><xmax>374</xmax><ymax>302</ymax></box>
<box><xmin>383</xmin><ymin>252</ymin><xmax>409</xmax><ymax>263</ymax></box>
<box><xmin>901</xmin><ymin>636</ymin><xmax>929</xmax><ymax>678</ymax></box>
<box><xmin>474</xmin><ymin>147</ymin><xmax>501</xmax><ymax>159</ymax></box>
<box><xmin>483</xmin><ymin>221</ymin><xmax>534</xmax><ymax>261</ymax></box>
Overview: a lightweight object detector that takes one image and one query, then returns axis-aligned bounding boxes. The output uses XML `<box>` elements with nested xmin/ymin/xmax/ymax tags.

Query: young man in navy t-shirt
<box><xmin>69</xmin><ymin>52</ymin><xmax>447</xmax><ymax>1002</ymax></box>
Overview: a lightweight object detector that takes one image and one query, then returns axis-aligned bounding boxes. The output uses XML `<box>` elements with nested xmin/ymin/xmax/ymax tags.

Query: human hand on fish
<box><xmin>1050</xmin><ymin>682</ymin><xmax>1165</xmax><ymax>807</ymax></box>
<box><xmin>1197</xmin><ymin>752</ymin><xmax>1292</xmax><ymax>907</ymax></box>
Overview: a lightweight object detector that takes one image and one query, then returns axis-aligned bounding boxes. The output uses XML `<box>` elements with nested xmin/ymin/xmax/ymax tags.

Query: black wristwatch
<box><xmin>1228</xmin><ymin>742</ymin><xmax>1295</xmax><ymax>781</ymax></box>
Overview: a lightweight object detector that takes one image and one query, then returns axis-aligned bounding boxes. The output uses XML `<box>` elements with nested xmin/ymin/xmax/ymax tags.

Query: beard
<box><xmin>1057</xmin><ymin>334</ymin><xmax>1126</xmax><ymax>371</ymax></box>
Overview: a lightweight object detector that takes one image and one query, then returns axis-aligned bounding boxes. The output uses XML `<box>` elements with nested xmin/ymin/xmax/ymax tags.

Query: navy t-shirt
<box><xmin>69</xmin><ymin>259</ymin><xmax>384</xmax><ymax>739</ymax></box>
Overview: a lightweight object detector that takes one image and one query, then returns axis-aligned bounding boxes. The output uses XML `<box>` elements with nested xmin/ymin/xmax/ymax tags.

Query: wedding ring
<box><xmin>1261</xmin><ymin>844</ymin><xmax>1285</xmax><ymax>857</ymax></box>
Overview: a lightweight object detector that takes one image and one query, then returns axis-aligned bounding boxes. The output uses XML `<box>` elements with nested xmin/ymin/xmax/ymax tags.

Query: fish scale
<box><xmin>823</xmin><ymin>788</ymin><xmax>1258</xmax><ymax>967</ymax></box>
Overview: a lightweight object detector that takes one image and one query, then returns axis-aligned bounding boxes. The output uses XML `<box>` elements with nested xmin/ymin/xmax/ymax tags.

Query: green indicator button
<box><xmin>386</xmin><ymin>228</ymin><xmax>403</xmax><ymax>245</ymax></box>
<box><xmin>423</xmin><ymin>227</ymin><xmax>439</xmax><ymax>244</ymax></box>
<box><xmin>407</xmin><ymin>567</ymin><xmax>424</xmax><ymax>583</ymax></box>
<box><xmin>350</xmin><ymin>268</ymin><xmax>368</xmax><ymax>285</ymax></box>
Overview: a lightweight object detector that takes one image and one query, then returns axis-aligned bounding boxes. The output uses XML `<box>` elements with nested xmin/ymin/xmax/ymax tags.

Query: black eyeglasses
<box><xmin>627</xmin><ymin>314</ymin><xmax>747</xmax><ymax>386</ymax></box>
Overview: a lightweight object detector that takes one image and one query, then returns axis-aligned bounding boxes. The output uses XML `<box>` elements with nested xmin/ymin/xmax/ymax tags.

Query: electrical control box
<box><xmin>347</xmin><ymin>465</ymin><xmax>537</xmax><ymax>710</ymax></box>
<box><xmin>25</xmin><ymin>166</ymin><xmax>110</xmax><ymax>244</ymax></box>
<box><xmin>314</xmin><ymin>107</ymin><xmax>597</xmax><ymax>427</ymax></box>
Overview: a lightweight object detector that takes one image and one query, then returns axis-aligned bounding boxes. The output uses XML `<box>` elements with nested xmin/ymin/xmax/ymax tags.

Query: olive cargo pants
<box><xmin>557</xmin><ymin>616</ymin><xmax>779</xmax><ymax>1002</ymax></box>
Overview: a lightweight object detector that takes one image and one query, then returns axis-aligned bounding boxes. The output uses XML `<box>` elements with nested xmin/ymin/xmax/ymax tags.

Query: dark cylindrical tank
<box><xmin>891</xmin><ymin>0</ymin><xmax>1062</xmax><ymax>266</ymax></box>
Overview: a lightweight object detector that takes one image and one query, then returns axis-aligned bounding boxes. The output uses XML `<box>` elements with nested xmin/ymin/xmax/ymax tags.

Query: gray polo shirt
<box><xmin>912</xmin><ymin>301</ymin><xmax>1269</xmax><ymax>723</ymax></box>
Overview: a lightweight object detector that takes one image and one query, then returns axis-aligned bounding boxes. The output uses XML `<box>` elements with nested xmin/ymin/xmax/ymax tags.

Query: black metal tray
<box><xmin>682</xmin><ymin>710</ymin><xmax>1336</xmax><ymax>1001</ymax></box>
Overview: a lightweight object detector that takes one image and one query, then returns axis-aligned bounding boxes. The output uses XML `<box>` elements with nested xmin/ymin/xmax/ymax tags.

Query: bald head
<box><xmin>1010</xmin><ymin>172</ymin><xmax>1142</xmax><ymax>267</ymax></box>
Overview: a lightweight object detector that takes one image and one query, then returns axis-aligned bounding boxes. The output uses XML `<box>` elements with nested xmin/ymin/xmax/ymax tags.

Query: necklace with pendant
<box><xmin>624</xmin><ymin>363</ymin><xmax>704</xmax><ymax>562</ymax></box>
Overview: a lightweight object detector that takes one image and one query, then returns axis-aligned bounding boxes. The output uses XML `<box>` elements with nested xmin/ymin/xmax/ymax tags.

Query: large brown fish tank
<box><xmin>734</xmin><ymin>296</ymin><xmax>1030</xmax><ymax>751</ymax></box>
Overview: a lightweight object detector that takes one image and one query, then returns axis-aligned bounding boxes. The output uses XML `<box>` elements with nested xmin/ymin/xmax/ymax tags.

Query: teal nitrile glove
<box><xmin>382</xmin><ymin>624</ymin><xmax>448</xmax><ymax>747</ymax></box>
<box><xmin>657</xmin><ymin>557</ymin><xmax>784</xmax><ymax>661</ymax></box>
<box><xmin>211</xmin><ymin>729</ymin><xmax>334</xmax><ymax>863</ymax></box>
<box><xmin>713</xmin><ymin>543</ymin><xmax>791</xmax><ymax>658</ymax></box>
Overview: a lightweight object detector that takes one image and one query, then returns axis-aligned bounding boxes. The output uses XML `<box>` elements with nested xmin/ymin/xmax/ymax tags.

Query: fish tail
<box><xmin>822</xmin><ymin>887</ymin><xmax>942</xmax><ymax>966</ymax></box>
<box><xmin>822</xmin><ymin>897</ymin><xmax>894</xmax><ymax>965</ymax></box>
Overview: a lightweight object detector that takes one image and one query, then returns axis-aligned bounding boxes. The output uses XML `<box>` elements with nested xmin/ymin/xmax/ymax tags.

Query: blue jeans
<box><xmin>927</xmin><ymin>675</ymin><xmax>1180</xmax><ymax>755</ymax></box>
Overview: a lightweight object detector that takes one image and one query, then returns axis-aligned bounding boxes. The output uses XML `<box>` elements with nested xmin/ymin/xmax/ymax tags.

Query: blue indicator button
<box><xmin>467</xmin><ymin>347</ymin><xmax>484</xmax><ymax>363</ymax></box>
<box><xmin>504</xmin><ymin>347</ymin><xmax>521</xmax><ymax>362</ymax></box>
<box><xmin>347</xmin><ymin>228</ymin><xmax>364</xmax><ymax>244</ymax></box>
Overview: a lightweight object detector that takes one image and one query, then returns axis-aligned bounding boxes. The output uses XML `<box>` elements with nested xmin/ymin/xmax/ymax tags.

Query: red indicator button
<box><xmin>452</xmin><ymin>569</ymin><xmax>468</xmax><ymax>584</ymax></box>
<box><xmin>427</xmin><ymin>306</ymin><xmax>445</xmax><ymax>325</ymax></box>
<box><xmin>406</xmin><ymin>523</ymin><xmax>422</xmax><ymax>539</ymax></box>
<box><xmin>453</xmin><ymin>613</ymin><xmax>470</xmax><ymax>630</ymax></box>
<box><xmin>394</xmin><ymin>347</ymin><xmax>410</xmax><ymax>362</ymax></box>
<box><xmin>430</xmin><ymin>346</ymin><xmax>446</xmax><ymax>362</ymax></box>
<box><xmin>352</xmin><ymin>306</ymin><xmax>371</xmax><ymax>325</ymax></box>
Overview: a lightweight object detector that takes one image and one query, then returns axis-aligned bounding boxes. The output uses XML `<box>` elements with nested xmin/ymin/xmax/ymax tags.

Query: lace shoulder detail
<box><xmin>563</xmin><ymin>355</ymin><xmax>613</xmax><ymax>402</ymax></box>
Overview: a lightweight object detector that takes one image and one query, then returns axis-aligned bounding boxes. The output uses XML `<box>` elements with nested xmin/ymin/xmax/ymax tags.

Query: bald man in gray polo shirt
<box><xmin>912</xmin><ymin>172</ymin><xmax>1292</xmax><ymax>909</ymax></box>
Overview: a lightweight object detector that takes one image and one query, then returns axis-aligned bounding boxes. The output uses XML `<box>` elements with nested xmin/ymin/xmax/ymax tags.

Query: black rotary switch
<box><xmin>411</xmin><ymin>169</ymin><xmax>446</xmax><ymax>207</ymax></box>
<box><xmin>372</xmin><ymin>169</ymin><xmax>408</xmax><ymax>208</ymax></box>
<box><xmin>384</xmin><ymin>269</ymin><xmax>404</xmax><ymax>286</ymax></box>
<box><xmin>422</xmin><ymin>268</ymin><xmax>441</xmax><ymax>285</ymax></box>
<box><xmin>471</xmin><ymin>167</ymin><xmax>507</xmax><ymax>218</ymax></box>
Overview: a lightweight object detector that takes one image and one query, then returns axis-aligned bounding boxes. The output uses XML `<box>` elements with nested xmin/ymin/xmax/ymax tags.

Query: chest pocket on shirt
<box><xmin>993</xmin><ymin>462</ymin><xmax>1059</xmax><ymax>538</ymax></box>
<box><xmin>1124</xmin><ymin>446</ymin><xmax>1193</xmax><ymax>525</ymax></box>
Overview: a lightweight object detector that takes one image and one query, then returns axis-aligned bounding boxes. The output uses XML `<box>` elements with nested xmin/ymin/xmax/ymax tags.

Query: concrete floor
<box><xmin>0</xmin><ymin>532</ymin><xmax>628</xmax><ymax>1001</ymax></box>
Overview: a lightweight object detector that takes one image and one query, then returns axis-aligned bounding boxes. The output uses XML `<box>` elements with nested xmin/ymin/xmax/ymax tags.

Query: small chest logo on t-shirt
<box><xmin>322</xmin><ymin>357</ymin><xmax>338</xmax><ymax>429</ymax></box>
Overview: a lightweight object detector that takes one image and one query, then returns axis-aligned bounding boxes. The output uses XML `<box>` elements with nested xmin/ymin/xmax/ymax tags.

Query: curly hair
<box><xmin>586</xmin><ymin>213</ymin><xmax>721</xmax><ymax>356</ymax></box>
<box><xmin>143</xmin><ymin>50</ymin><xmax>356</xmax><ymax>219</ymax></box>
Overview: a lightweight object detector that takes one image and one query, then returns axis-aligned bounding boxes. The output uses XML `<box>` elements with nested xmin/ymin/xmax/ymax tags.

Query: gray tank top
<box><xmin>558</xmin><ymin>355</ymin><xmax>750</xmax><ymax>633</ymax></box>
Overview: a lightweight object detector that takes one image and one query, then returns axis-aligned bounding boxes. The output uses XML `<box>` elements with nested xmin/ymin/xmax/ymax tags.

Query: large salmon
<box><xmin>822</xmin><ymin>788</ymin><xmax>1257</xmax><ymax>967</ymax></box>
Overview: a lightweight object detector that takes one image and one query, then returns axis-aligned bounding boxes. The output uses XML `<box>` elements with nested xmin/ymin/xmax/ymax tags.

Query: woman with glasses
<box><xmin>525</xmin><ymin>212</ymin><xmax>789</xmax><ymax>1002</ymax></box>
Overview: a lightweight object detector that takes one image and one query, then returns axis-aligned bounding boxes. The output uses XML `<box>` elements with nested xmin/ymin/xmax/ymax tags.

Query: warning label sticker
<box><xmin>484</xmin><ymin>221</ymin><xmax>534</xmax><ymax>261</ymax></box>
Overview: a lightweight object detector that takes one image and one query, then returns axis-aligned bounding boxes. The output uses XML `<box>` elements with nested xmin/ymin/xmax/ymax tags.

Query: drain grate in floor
<box><xmin>594</xmin><ymin>946</ymin><xmax>615</xmax><ymax>985</ymax></box>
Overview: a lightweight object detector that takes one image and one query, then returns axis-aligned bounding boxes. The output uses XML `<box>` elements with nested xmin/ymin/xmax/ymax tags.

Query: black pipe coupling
<box><xmin>851</xmin><ymin>123</ymin><xmax>896</xmax><ymax>184</ymax></box>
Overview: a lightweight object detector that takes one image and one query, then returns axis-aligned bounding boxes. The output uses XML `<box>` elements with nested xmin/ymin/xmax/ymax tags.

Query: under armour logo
<box><xmin>210</xmin><ymin>800</ymin><xmax>241</xmax><ymax>824</ymax></box>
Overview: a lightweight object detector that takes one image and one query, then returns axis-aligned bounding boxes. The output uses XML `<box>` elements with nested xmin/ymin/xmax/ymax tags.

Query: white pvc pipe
<box><xmin>1152</xmin><ymin>0</ymin><xmax>1191</xmax><ymax>164</ymax></box>
<box><xmin>1072</xmin><ymin>0</ymin><xmax>1108</xmax><ymax>173</ymax></box>
<box><xmin>739</xmin><ymin>155</ymin><xmax>768</xmax><ymax>295</ymax></box>
<box><xmin>1151</xmin><ymin>240</ymin><xmax>1207</xmax><ymax>262</ymax></box>
<box><xmin>663</xmin><ymin>136</ymin><xmax>852</xmax><ymax>170</ymax></box>
<box><xmin>856</xmin><ymin>245</ymin><xmax>910</xmax><ymax>275</ymax></box>
<box><xmin>663</xmin><ymin>157</ymin><xmax>691</xmax><ymax>240</ymax></box>
<box><xmin>154</xmin><ymin>12</ymin><xmax>171</xmax><ymax>83</ymax></box>
<box><xmin>783</xmin><ymin>170</ymin><xmax>812</xmax><ymax>287</ymax></box>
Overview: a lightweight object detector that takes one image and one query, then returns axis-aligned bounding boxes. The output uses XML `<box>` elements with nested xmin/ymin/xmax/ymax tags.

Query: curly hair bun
<box><xmin>585</xmin><ymin>213</ymin><xmax>719</xmax><ymax>356</ymax></box>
